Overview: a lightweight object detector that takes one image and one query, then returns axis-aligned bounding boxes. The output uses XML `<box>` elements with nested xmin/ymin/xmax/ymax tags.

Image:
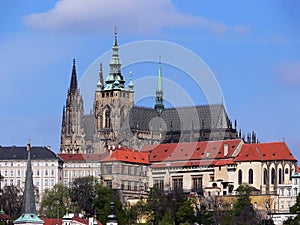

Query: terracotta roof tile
<box><xmin>42</xmin><ymin>218</ymin><xmax>62</xmax><ymax>225</ymax></box>
<box><xmin>234</xmin><ymin>142</ymin><xmax>296</xmax><ymax>162</ymax></box>
<box><xmin>100</xmin><ymin>148</ymin><xmax>149</xmax><ymax>164</ymax></box>
<box><xmin>143</xmin><ymin>139</ymin><xmax>242</xmax><ymax>163</ymax></box>
<box><xmin>58</xmin><ymin>153</ymin><xmax>106</xmax><ymax>162</ymax></box>
<box><xmin>151</xmin><ymin>160</ymin><xmax>216</xmax><ymax>168</ymax></box>
<box><xmin>215</xmin><ymin>159</ymin><xmax>236</xmax><ymax>166</ymax></box>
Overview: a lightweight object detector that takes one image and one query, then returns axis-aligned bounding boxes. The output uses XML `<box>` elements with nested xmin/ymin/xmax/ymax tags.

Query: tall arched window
<box><xmin>104</xmin><ymin>108</ymin><xmax>111</xmax><ymax>128</ymax></box>
<box><xmin>271</xmin><ymin>168</ymin><xmax>276</xmax><ymax>184</ymax></box>
<box><xmin>238</xmin><ymin>169</ymin><xmax>243</xmax><ymax>185</ymax></box>
<box><xmin>264</xmin><ymin>168</ymin><xmax>268</xmax><ymax>185</ymax></box>
<box><xmin>249</xmin><ymin>169</ymin><xmax>253</xmax><ymax>184</ymax></box>
<box><xmin>278</xmin><ymin>168</ymin><xmax>282</xmax><ymax>184</ymax></box>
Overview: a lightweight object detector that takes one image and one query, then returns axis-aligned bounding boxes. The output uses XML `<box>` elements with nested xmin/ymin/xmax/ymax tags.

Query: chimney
<box><xmin>224</xmin><ymin>144</ymin><xmax>228</xmax><ymax>157</ymax></box>
<box><xmin>27</xmin><ymin>139</ymin><xmax>31</xmax><ymax>151</ymax></box>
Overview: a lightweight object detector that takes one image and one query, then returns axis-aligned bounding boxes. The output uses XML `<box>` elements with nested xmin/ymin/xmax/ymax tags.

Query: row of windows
<box><xmin>238</xmin><ymin>167</ymin><xmax>292</xmax><ymax>186</ymax></box>
<box><xmin>238</xmin><ymin>169</ymin><xmax>254</xmax><ymax>185</ymax></box>
<box><xmin>104</xmin><ymin>164</ymin><xmax>147</xmax><ymax>176</ymax></box>
<box><xmin>120</xmin><ymin>180</ymin><xmax>148</xmax><ymax>191</ymax></box>
<box><xmin>64</xmin><ymin>170</ymin><xmax>98</xmax><ymax>177</ymax></box>
<box><xmin>64</xmin><ymin>163</ymin><xmax>100</xmax><ymax>168</ymax></box>
<box><xmin>2</xmin><ymin>178</ymin><xmax>55</xmax><ymax>187</ymax></box>
<box><xmin>0</xmin><ymin>162</ymin><xmax>56</xmax><ymax>167</ymax></box>
<box><xmin>0</xmin><ymin>169</ymin><xmax>55</xmax><ymax>177</ymax></box>
<box><xmin>154</xmin><ymin>177</ymin><xmax>202</xmax><ymax>191</ymax></box>
<box><xmin>101</xmin><ymin>91</ymin><xmax>130</xmax><ymax>98</ymax></box>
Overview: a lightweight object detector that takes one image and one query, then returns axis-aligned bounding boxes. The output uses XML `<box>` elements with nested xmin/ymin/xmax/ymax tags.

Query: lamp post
<box><xmin>106</xmin><ymin>202</ymin><xmax>118</xmax><ymax>225</ymax></box>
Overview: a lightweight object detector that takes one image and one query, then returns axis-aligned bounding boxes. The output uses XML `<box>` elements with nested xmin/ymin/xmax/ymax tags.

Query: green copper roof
<box><xmin>14</xmin><ymin>214</ymin><xmax>44</xmax><ymax>224</ymax></box>
<box><xmin>102</xmin><ymin>29</ymin><xmax>129</xmax><ymax>91</ymax></box>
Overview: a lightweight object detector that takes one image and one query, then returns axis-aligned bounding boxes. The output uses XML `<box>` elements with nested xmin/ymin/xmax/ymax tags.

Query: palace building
<box><xmin>60</xmin><ymin>30</ymin><xmax>238</xmax><ymax>154</ymax></box>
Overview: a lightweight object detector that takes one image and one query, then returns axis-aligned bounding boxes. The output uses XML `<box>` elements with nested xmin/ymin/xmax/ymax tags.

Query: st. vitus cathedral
<box><xmin>60</xmin><ymin>31</ymin><xmax>238</xmax><ymax>154</ymax></box>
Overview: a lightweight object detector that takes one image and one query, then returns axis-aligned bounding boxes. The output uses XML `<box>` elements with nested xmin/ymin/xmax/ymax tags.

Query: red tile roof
<box><xmin>151</xmin><ymin>160</ymin><xmax>217</xmax><ymax>168</ymax></box>
<box><xmin>43</xmin><ymin>217</ymin><xmax>102</xmax><ymax>225</ymax></box>
<box><xmin>215</xmin><ymin>159</ymin><xmax>236</xmax><ymax>166</ymax></box>
<box><xmin>298</xmin><ymin>167</ymin><xmax>300</xmax><ymax>173</ymax></box>
<box><xmin>100</xmin><ymin>148</ymin><xmax>149</xmax><ymax>164</ymax></box>
<box><xmin>42</xmin><ymin>218</ymin><xmax>62</xmax><ymax>225</ymax></box>
<box><xmin>234</xmin><ymin>142</ymin><xmax>296</xmax><ymax>162</ymax></box>
<box><xmin>143</xmin><ymin>139</ymin><xmax>242</xmax><ymax>163</ymax></box>
<box><xmin>58</xmin><ymin>153</ymin><xmax>106</xmax><ymax>162</ymax></box>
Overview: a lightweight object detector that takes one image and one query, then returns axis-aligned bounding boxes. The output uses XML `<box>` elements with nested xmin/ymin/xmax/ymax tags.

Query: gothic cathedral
<box><xmin>60</xmin><ymin>31</ymin><xmax>238</xmax><ymax>154</ymax></box>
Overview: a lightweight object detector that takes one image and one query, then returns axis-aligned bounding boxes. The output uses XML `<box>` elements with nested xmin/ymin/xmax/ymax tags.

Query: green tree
<box><xmin>232</xmin><ymin>184</ymin><xmax>261</xmax><ymax>225</ymax></box>
<box><xmin>283</xmin><ymin>193</ymin><xmax>300</xmax><ymax>225</ymax></box>
<box><xmin>176</xmin><ymin>198</ymin><xmax>194</xmax><ymax>225</ymax></box>
<box><xmin>70</xmin><ymin>176</ymin><xmax>97</xmax><ymax>216</ymax></box>
<box><xmin>194</xmin><ymin>202</ymin><xmax>212</xmax><ymax>225</ymax></box>
<box><xmin>1</xmin><ymin>185</ymin><xmax>23</xmax><ymax>218</ymax></box>
<box><xmin>146</xmin><ymin>187</ymin><xmax>167</xmax><ymax>225</ymax></box>
<box><xmin>93</xmin><ymin>184</ymin><xmax>125</xmax><ymax>225</ymax></box>
<box><xmin>160</xmin><ymin>208</ymin><xmax>174</xmax><ymax>225</ymax></box>
<box><xmin>39</xmin><ymin>184</ymin><xmax>70</xmax><ymax>218</ymax></box>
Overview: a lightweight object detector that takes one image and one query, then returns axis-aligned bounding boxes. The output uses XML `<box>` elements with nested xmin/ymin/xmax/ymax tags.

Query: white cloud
<box><xmin>276</xmin><ymin>61</ymin><xmax>300</xmax><ymax>87</ymax></box>
<box><xmin>24</xmin><ymin>0</ymin><xmax>230</xmax><ymax>35</ymax></box>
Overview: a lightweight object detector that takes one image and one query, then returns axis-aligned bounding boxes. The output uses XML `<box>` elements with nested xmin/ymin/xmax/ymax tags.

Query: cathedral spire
<box><xmin>128</xmin><ymin>71</ymin><xmax>134</xmax><ymax>91</ymax></box>
<box><xmin>104</xmin><ymin>27</ymin><xmax>126</xmax><ymax>90</ymax></box>
<box><xmin>154</xmin><ymin>59</ymin><xmax>164</xmax><ymax>114</ymax></box>
<box><xmin>69</xmin><ymin>59</ymin><xmax>78</xmax><ymax>94</ymax></box>
<box><xmin>96</xmin><ymin>62</ymin><xmax>104</xmax><ymax>91</ymax></box>
<box><xmin>14</xmin><ymin>141</ymin><xmax>44</xmax><ymax>225</ymax></box>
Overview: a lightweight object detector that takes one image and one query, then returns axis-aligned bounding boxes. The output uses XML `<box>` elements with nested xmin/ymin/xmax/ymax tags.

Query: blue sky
<box><xmin>0</xmin><ymin>0</ymin><xmax>299</xmax><ymax>158</ymax></box>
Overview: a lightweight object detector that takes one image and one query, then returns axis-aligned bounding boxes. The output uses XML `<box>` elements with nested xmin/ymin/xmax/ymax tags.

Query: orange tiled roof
<box><xmin>143</xmin><ymin>139</ymin><xmax>242</xmax><ymax>163</ymax></box>
<box><xmin>234</xmin><ymin>142</ymin><xmax>296</xmax><ymax>162</ymax></box>
<box><xmin>100</xmin><ymin>148</ymin><xmax>149</xmax><ymax>164</ymax></box>
<box><xmin>58</xmin><ymin>153</ymin><xmax>106</xmax><ymax>162</ymax></box>
<box><xmin>42</xmin><ymin>218</ymin><xmax>62</xmax><ymax>225</ymax></box>
<box><xmin>215</xmin><ymin>159</ymin><xmax>236</xmax><ymax>166</ymax></box>
<box><xmin>151</xmin><ymin>159</ymin><xmax>217</xmax><ymax>168</ymax></box>
<box><xmin>43</xmin><ymin>217</ymin><xmax>102</xmax><ymax>225</ymax></box>
<box><xmin>298</xmin><ymin>167</ymin><xmax>300</xmax><ymax>173</ymax></box>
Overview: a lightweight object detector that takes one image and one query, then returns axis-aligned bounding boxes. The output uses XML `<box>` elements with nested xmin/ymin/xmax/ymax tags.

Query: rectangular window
<box><xmin>134</xmin><ymin>182</ymin><xmax>139</xmax><ymax>191</ymax></box>
<box><xmin>106</xmin><ymin>180</ymin><xmax>112</xmax><ymax>189</ymax></box>
<box><xmin>45</xmin><ymin>179</ymin><xmax>49</xmax><ymax>186</ymax></box>
<box><xmin>51</xmin><ymin>169</ymin><xmax>54</xmax><ymax>176</ymax></box>
<box><xmin>106</xmin><ymin>165</ymin><xmax>112</xmax><ymax>175</ymax></box>
<box><xmin>128</xmin><ymin>166</ymin><xmax>132</xmax><ymax>175</ymax></box>
<box><xmin>10</xmin><ymin>170</ymin><xmax>13</xmax><ymax>177</ymax></box>
<box><xmin>17</xmin><ymin>179</ymin><xmax>21</xmax><ymax>187</ymax></box>
<box><xmin>17</xmin><ymin>170</ymin><xmax>20</xmax><ymax>176</ymax></box>
<box><xmin>192</xmin><ymin>177</ymin><xmax>202</xmax><ymax>192</ymax></box>
<box><xmin>121</xmin><ymin>165</ymin><xmax>126</xmax><ymax>174</ymax></box>
<box><xmin>121</xmin><ymin>180</ymin><xmax>125</xmax><ymax>190</ymax></box>
<box><xmin>154</xmin><ymin>180</ymin><xmax>164</xmax><ymax>191</ymax></box>
<box><xmin>50</xmin><ymin>179</ymin><xmax>55</xmax><ymax>186</ymax></box>
<box><xmin>128</xmin><ymin>181</ymin><xmax>132</xmax><ymax>190</ymax></box>
<box><xmin>172</xmin><ymin>178</ymin><xmax>183</xmax><ymax>190</ymax></box>
<box><xmin>45</xmin><ymin>170</ymin><xmax>48</xmax><ymax>176</ymax></box>
<box><xmin>10</xmin><ymin>179</ymin><xmax>13</xmax><ymax>186</ymax></box>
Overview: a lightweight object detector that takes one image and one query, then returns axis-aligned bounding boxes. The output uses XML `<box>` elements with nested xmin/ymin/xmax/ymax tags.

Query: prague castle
<box><xmin>60</xmin><ymin>30</ymin><xmax>238</xmax><ymax>154</ymax></box>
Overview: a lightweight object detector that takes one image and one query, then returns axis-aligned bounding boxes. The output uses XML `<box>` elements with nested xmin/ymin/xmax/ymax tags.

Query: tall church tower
<box><xmin>60</xmin><ymin>59</ymin><xmax>86</xmax><ymax>153</ymax></box>
<box><xmin>154</xmin><ymin>60</ymin><xmax>164</xmax><ymax>113</ymax></box>
<box><xmin>93</xmin><ymin>29</ymin><xmax>134</xmax><ymax>151</ymax></box>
